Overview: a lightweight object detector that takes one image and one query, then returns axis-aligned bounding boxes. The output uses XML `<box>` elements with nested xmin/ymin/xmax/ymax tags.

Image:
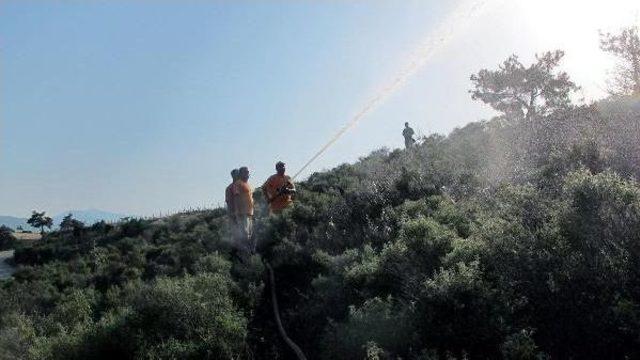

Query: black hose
<box><xmin>265</xmin><ymin>261</ymin><xmax>308</xmax><ymax>360</ymax></box>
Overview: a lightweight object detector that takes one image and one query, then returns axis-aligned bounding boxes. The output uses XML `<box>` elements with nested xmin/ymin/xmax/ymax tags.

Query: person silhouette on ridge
<box><xmin>403</xmin><ymin>122</ymin><xmax>416</xmax><ymax>149</ymax></box>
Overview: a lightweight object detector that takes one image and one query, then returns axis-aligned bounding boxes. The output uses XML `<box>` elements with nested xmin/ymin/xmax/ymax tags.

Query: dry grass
<box><xmin>13</xmin><ymin>232</ymin><xmax>42</xmax><ymax>242</ymax></box>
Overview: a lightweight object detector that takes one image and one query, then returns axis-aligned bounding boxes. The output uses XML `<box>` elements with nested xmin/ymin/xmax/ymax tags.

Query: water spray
<box><xmin>292</xmin><ymin>0</ymin><xmax>492</xmax><ymax>180</ymax></box>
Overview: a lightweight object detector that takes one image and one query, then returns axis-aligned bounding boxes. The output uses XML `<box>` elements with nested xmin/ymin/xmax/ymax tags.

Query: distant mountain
<box><xmin>0</xmin><ymin>216</ymin><xmax>34</xmax><ymax>231</ymax></box>
<box><xmin>52</xmin><ymin>209</ymin><xmax>128</xmax><ymax>227</ymax></box>
<box><xmin>0</xmin><ymin>210</ymin><xmax>128</xmax><ymax>230</ymax></box>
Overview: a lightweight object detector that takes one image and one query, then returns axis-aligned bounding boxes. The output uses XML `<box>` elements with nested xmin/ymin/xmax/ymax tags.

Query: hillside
<box><xmin>0</xmin><ymin>96</ymin><xmax>639</xmax><ymax>359</ymax></box>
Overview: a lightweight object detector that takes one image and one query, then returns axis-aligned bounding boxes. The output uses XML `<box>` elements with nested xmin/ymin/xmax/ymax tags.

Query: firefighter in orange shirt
<box><xmin>262</xmin><ymin>161</ymin><xmax>296</xmax><ymax>214</ymax></box>
<box><xmin>233</xmin><ymin>166</ymin><xmax>255</xmax><ymax>252</ymax></box>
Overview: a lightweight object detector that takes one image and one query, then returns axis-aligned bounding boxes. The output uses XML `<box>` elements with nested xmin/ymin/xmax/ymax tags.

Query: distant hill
<box><xmin>0</xmin><ymin>216</ymin><xmax>34</xmax><ymax>231</ymax></box>
<box><xmin>0</xmin><ymin>209</ymin><xmax>128</xmax><ymax>230</ymax></box>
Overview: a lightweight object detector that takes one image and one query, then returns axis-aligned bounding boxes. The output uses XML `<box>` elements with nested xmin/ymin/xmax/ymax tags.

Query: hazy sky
<box><xmin>1</xmin><ymin>0</ymin><xmax>639</xmax><ymax>217</ymax></box>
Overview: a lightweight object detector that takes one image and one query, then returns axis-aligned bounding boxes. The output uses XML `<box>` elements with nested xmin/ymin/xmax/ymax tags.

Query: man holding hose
<box><xmin>262</xmin><ymin>161</ymin><xmax>296</xmax><ymax>214</ymax></box>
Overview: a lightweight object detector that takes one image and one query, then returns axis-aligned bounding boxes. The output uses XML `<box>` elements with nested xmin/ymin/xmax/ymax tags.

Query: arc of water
<box><xmin>292</xmin><ymin>0</ymin><xmax>492</xmax><ymax>180</ymax></box>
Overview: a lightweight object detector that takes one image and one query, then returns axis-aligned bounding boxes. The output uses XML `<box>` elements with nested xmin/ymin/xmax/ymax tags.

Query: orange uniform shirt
<box><xmin>262</xmin><ymin>174</ymin><xmax>294</xmax><ymax>212</ymax></box>
<box><xmin>233</xmin><ymin>180</ymin><xmax>254</xmax><ymax>216</ymax></box>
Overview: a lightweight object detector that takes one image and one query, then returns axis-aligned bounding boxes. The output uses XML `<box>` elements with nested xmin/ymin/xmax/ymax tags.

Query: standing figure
<box><xmin>225</xmin><ymin>169</ymin><xmax>239</xmax><ymax>223</ymax></box>
<box><xmin>262</xmin><ymin>161</ymin><xmax>296</xmax><ymax>214</ymax></box>
<box><xmin>403</xmin><ymin>122</ymin><xmax>415</xmax><ymax>149</ymax></box>
<box><xmin>233</xmin><ymin>166</ymin><xmax>255</xmax><ymax>252</ymax></box>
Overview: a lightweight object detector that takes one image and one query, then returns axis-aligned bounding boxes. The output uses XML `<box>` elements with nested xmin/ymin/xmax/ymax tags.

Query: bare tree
<box><xmin>600</xmin><ymin>25</ymin><xmax>640</xmax><ymax>96</ymax></box>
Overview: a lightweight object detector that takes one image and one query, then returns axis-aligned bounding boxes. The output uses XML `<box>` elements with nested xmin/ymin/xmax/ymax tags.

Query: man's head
<box><xmin>230</xmin><ymin>169</ymin><xmax>239</xmax><ymax>181</ymax></box>
<box><xmin>275</xmin><ymin>161</ymin><xmax>286</xmax><ymax>176</ymax></box>
<box><xmin>405</xmin><ymin>122</ymin><xmax>409</xmax><ymax>127</ymax></box>
<box><xmin>239</xmin><ymin>167</ymin><xmax>250</xmax><ymax>181</ymax></box>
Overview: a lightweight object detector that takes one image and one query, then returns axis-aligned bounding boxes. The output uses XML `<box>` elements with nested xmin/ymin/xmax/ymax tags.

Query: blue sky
<box><xmin>1</xmin><ymin>0</ymin><xmax>638</xmax><ymax>216</ymax></box>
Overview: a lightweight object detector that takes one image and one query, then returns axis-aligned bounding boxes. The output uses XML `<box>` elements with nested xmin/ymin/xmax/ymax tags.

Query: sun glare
<box><xmin>516</xmin><ymin>0</ymin><xmax>640</xmax><ymax>100</ymax></box>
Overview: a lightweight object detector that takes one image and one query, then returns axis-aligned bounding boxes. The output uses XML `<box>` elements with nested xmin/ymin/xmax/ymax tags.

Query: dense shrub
<box><xmin>1</xmin><ymin>97</ymin><xmax>639</xmax><ymax>359</ymax></box>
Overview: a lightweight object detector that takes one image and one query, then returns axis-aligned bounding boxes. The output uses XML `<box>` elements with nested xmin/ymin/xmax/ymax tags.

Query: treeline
<box><xmin>1</xmin><ymin>27</ymin><xmax>640</xmax><ymax>359</ymax></box>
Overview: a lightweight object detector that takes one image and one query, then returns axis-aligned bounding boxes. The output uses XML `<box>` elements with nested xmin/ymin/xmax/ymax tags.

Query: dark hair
<box><xmin>239</xmin><ymin>166</ymin><xmax>249</xmax><ymax>174</ymax></box>
<box><xmin>231</xmin><ymin>169</ymin><xmax>239</xmax><ymax>177</ymax></box>
<box><xmin>276</xmin><ymin>161</ymin><xmax>285</xmax><ymax>169</ymax></box>
<box><xmin>405</xmin><ymin>122</ymin><xmax>409</xmax><ymax>126</ymax></box>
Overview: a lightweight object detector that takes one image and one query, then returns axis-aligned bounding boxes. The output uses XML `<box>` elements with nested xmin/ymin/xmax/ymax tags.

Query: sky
<box><xmin>1</xmin><ymin>0</ymin><xmax>639</xmax><ymax>217</ymax></box>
